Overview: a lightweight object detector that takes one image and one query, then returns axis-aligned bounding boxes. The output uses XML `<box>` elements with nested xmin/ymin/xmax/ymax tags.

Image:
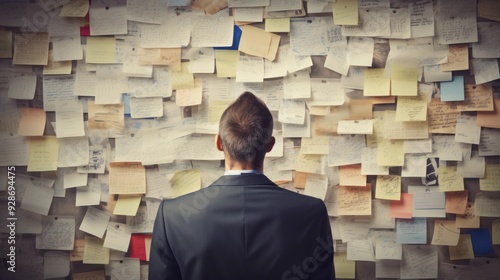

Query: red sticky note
<box><xmin>80</xmin><ymin>13</ymin><xmax>90</xmax><ymax>36</ymax></box>
<box><xmin>129</xmin><ymin>234</ymin><xmax>152</xmax><ymax>261</ymax></box>
<box><xmin>390</xmin><ymin>193</ymin><xmax>413</xmax><ymax>219</ymax></box>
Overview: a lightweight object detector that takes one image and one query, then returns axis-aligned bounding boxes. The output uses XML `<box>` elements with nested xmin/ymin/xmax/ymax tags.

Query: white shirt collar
<box><xmin>224</xmin><ymin>170</ymin><xmax>262</xmax><ymax>176</ymax></box>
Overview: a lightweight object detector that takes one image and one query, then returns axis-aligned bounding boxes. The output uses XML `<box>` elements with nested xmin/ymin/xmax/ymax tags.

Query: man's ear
<box><xmin>215</xmin><ymin>134</ymin><xmax>224</xmax><ymax>151</ymax></box>
<box><xmin>266</xmin><ymin>137</ymin><xmax>275</xmax><ymax>153</ymax></box>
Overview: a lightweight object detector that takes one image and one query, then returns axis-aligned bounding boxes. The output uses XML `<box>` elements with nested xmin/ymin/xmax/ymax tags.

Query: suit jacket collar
<box><xmin>210</xmin><ymin>174</ymin><xmax>277</xmax><ymax>187</ymax></box>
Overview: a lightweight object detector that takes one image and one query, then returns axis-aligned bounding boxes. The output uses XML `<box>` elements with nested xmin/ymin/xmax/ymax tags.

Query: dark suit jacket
<box><xmin>149</xmin><ymin>174</ymin><xmax>334</xmax><ymax>280</ymax></box>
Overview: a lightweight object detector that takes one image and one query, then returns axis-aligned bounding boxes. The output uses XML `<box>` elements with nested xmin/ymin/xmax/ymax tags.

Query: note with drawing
<box><xmin>431</xmin><ymin>219</ymin><xmax>460</xmax><ymax>246</ymax></box>
<box><xmin>36</xmin><ymin>216</ymin><xmax>75</xmax><ymax>250</ymax></box>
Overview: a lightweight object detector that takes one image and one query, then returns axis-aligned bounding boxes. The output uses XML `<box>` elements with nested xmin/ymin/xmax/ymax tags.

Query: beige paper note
<box><xmin>448</xmin><ymin>234</ymin><xmax>474</xmax><ymax>260</ymax></box>
<box><xmin>440</xmin><ymin>44</ymin><xmax>469</xmax><ymax>71</ymax></box>
<box><xmin>70</xmin><ymin>239</ymin><xmax>85</xmax><ymax>262</ymax></box>
<box><xmin>239</xmin><ymin>25</ymin><xmax>280</xmax><ymax>61</ymax></box>
<box><xmin>456</xmin><ymin>202</ymin><xmax>480</xmax><ymax>228</ymax></box>
<box><xmin>338</xmin><ymin>185</ymin><xmax>372</xmax><ymax>216</ymax></box>
<box><xmin>43</xmin><ymin>51</ymin><xmax>72</xmax><ymax>75</ymax></box>
<box><xmin>265</xmin><ymin>18</ymin><xmax>290</xmax><ymax>32</ymax></box>
<box><xmin>427</xmin><ymin>99</ymin><xmax>460</xmax><ymax>134</ymax></box>
<box><xmin>332</xmin><ymin>0</ymin><xmax>358</xmax><ymax>25</ymax></box>
<box><xmin>13</xmin><ymin>33</ymin><xmax>49</xmax><ymax>65</ymax></box>
<box><xmin>0</xmin><ymin>30</ymin><xmax>12</xmax><ymax>58</ymax></box>
<box><xmin>109</xmin><ymin>162</ymin><xmax>146</xmax><ymax>194</ymax></box>
<box><xmin>431</xmin><ymin>219</ymin><xmax>460</xmax><ymax>246</ymax></box>
<box><xmin>83</xmin><ymin>235</ymin><xmax>110</xmax><ymax>264</ymax></box>
<box><xmin>457</xmin><ymin>83</ymin><xmax>494</xmax><ymax>112</ymax></box>
<box><xmin>339</xmin><ymin>164</ymin><xmax>366</xmax><ymax>187</ymax></box>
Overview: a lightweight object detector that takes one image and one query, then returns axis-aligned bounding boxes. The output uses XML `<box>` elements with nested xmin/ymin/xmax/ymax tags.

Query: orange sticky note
<box><xmin>18</xmin><ymin>108</ymin><xmax>46</xmax><ymax>136</ymax></box>
<box><xmin>445</xmin><ymin>190</ymin><xmax>468</xmax><ymax>214</ymax></box>
<box><xmin>476</xmin><ymin>99</ymin><xmax>500</xmax><ymax>129</ymax></box>
<box><xmin>390</xmin><ymin>193</ymin><xmax>413</xmax><ymax>219</ymax></box>
<box><xmin>339</xmin><ymin>164</ymin><xmax>366</xmax><ymax>187</ymax></box>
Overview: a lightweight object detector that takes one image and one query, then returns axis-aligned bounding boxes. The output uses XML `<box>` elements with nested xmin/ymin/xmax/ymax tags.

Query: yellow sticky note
<box><xmin>171</xmin><ymin>169</ymin><xmax>201</xmax><ymax>198</ymax></box>
<box><xmin>492</xmin><ymin>219</ymin><xmax>500</xmax><ymax>245</ymax></box>
<box><xmin>332</xmin><ymin>0</ymin><xmax>358</xmax><ymax>26</ymax></box>
<box><xmin>239</xmin><ymin>25</ymin><xmax>280</xmax><ymax>61</ymax></box>
<box><xmin>83</xmin><ymin>235</ymin><xmax>110</xmax><ymax>264</ymax></box>
<box><xmin>113</xmin><ymin>194</ymin><xmax>142</xmax><ymax>216</ymax></box>
<box><xmin>431</xmin><ymin>219</ymin><xmax>460</xmax><ymax>246</ymax></box>
<box><xmin>363</xmin><ymin>68</ymin><xmax>390</xmax><ymax>97</ymax></box>
<box><xmin>43</xmin><ymin>50</ymin><xmax>72</xmax><ymax>75</ymax></box>
<box><xmin>395</xmin><ymin>91</ymin><xmax>427</xmax><ymax>122</ymax></box>
<box><xmin>265</xmin><ymin>18</ymin><xmax>290</xmax><ymax>33</ymax></box>
<box><xmin>60</xmin><ymin>0</ymin><xmax>89</xmax><ymax>17</ymax></box>
<box><xmin>0</xmin><ymin>30</ymin><xmax>12</xmax><ymax>58</ymax></box>
<box><xmin>479</xmin><ymin>164</ymin><xmax>500</xmax><ymax>191</ymax></box>
<box><xmin>449</xmin><ymin>234</ymin><xmax>475</xmax><ymax>260</ymax></box>
<box><xmin>215</xmin><ymin>50</ymin><xmax>239</xmax><ymax>78</ymax></box>
<box><xmin>377</xmin><ymin>139</ymin><xmax>404</xmax><ymax>167</ymax></box>
<box><xmin>375</xmin><ymin>175</ymin><xmax>401</xmax><ymax>200</ymax></box>
<box><xmin>208</xmin><ymin>99</ymin><xmax>232</xmax><ymax>123</ymax></box>
<box><xmin>172</xmin><ymin>62</ymin><xmax>194</xmax><ymax>90</ymax></box>
<box><xmin>438</xmin><ymin>166</ymin><xmax>464</xmax><ymax>192</ymax></box>
<box><xmin>391</xmin><ymin>64</ymin><xmax>417</xmax><ymax>96</ymax></box>
<box><xmin>86</xmin><ymin>37</ymin><xmax>115</xmax><ymax>64</ymax></box>
<box><xmin>295</xmin><ymin>153</ymin><xmax>323</xmax><ymax>175</ymax></box>
<box><xmin>334</xmin><ymin>252</ymin><xmax>356</xmax><ymax>279</ymax></box>
<box><xmin>27</xmin><ymin>136</ymin><xmax>59</xmax><ymax>172</ymax></box>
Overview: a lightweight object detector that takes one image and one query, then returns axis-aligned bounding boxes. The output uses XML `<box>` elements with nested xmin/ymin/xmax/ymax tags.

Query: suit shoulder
<box><xmin>278</xmin><ymin>188</ymin><xmax>327</xmax><ymax>209</ymax></box>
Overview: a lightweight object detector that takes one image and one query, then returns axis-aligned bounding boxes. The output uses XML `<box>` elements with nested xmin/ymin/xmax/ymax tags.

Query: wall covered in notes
<box><xmin>0</xmin><ymin>0</ymin><xmax>500</xmax><ymax>279</ymax></box>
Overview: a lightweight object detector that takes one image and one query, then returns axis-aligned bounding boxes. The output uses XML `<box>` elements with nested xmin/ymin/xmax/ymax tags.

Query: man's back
<box><xmin>149</xmin><ymin>174</ymin><xmax>334</xmax><ymax>280</ymax></box>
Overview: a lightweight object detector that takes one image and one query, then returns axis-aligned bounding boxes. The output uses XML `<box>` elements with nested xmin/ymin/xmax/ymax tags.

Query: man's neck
<box><xmin>225</xmin><ymin>160</ymin><xmax>262</xmax><ymax>172</ymax></box>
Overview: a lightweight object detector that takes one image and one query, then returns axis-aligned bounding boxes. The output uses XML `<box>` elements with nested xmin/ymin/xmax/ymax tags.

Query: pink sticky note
<box><xmin>390</xmin><ymin>193</ymin><xmax>413</xmax><ymax>219</ymax></box>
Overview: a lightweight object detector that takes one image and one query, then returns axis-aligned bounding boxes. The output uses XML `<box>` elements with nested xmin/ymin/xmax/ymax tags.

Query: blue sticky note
<box><xmin>122</xmin><ymin>94</ymin><xmax>131</xmax><ymax>116</ymax></box>
<box><xmin>440</xmin><ymin>76</ymin><xmax>464</xmax><ymax>101</ymax></box>
<box><xmin>467</xmin><ymin>228</ymin><xmax>493</xmax><ymax>256</ymax></box>
<box><xmin>213</xmin><ymin>25</ymin><xmax>241</xmax><ymax>51</ymax></box>
<box><xmin>169</xmin><ymin>0</ymin><xmax>191</xmax><ymax>6</ymax></box>
<box><xmin>396</xmin><ymin>218</ymin><xmax>427</xmax><ymax>244</ymax></box>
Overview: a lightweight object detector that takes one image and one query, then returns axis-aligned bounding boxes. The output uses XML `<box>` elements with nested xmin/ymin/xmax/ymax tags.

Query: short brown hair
<box><xmin>218</xmin><ymin>92</ymin><xmax>273</xmax><ymax>169</ymax></box>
